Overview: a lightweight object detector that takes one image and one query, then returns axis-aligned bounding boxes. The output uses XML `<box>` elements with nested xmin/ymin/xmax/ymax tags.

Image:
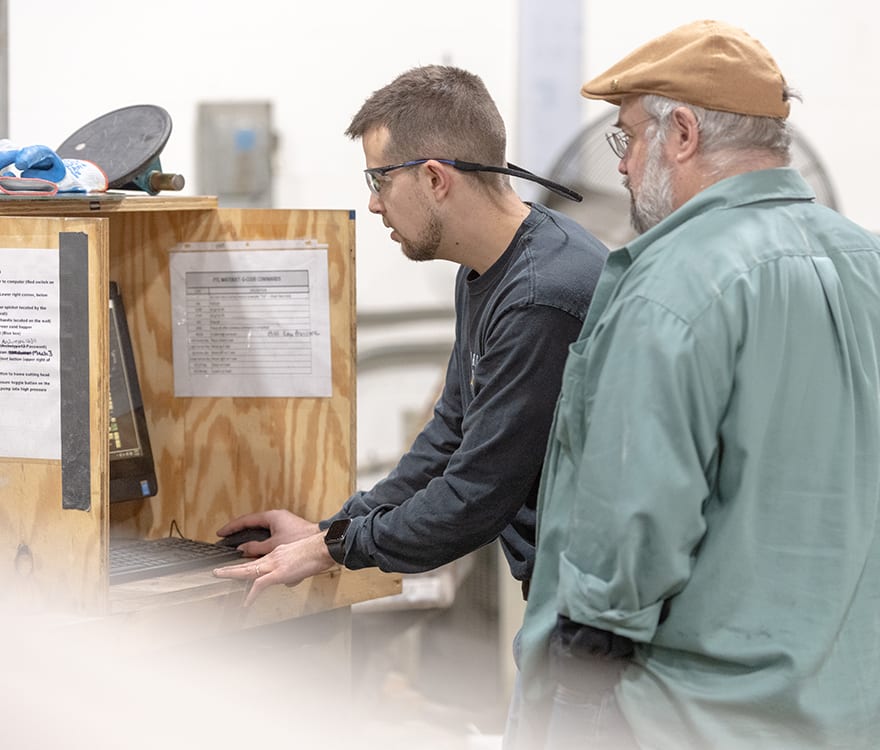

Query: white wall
<box><xmin>7</xmin><ymin>1</ymin><xmax>878</xmax><ymax>311</ymax></box>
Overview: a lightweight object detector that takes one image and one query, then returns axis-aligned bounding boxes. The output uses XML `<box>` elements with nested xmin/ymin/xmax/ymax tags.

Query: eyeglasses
<box><xmin>363</xmin><ymin>159</ymin><xmax>441</xmax><ymax>195</ymax></box>
<box><xmin>605</xmin><ymin>116</ymin><xmax>656</xmax><ymax>159</ymax></box>
<box><xmin>363</xmin><ymin>158</ymin><xmax>582</xmax><ymax>202</ymax></box>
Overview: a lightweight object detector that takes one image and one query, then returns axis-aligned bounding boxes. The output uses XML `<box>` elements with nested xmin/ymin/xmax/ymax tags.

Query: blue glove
<box><xmin>14</xmin><ymin>144</ymin><xmax>68</xmax><ymax>182</ymax></box>
<box><xmin>0</xmin><ymin>140</ymin><xmax>57</xmax><ymax>194</ymax></box>
<box><xmin>0</xmin><ymin>140</ymin><xmax>107</xmax><ymax>193</ymax></box>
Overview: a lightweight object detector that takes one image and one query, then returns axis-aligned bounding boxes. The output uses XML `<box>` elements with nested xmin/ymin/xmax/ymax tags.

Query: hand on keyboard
<box><xmin>213</xmin><ymin>532</ymin><xmax>335</xmax><ymax>607</ymax></box>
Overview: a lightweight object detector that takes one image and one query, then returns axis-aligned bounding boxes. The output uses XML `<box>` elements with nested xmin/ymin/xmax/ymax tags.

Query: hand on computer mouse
<box><xmin>217</xmin><ymin>527</ymin><xmax>271</xmax><ymax>548</ymax></box>
<box><xmin>216</xmin><ymin>509</ymin><xmax>322</xmax><ymax>557</ymax></box>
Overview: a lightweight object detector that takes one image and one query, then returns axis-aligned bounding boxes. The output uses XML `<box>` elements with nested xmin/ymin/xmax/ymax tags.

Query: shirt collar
<box><xmin>620</xmin><ymin>167</ymin><xmax>816</xmax><ymax>263</ymax></box>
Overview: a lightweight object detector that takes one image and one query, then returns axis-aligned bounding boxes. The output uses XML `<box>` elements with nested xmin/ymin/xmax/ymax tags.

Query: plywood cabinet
<box><xmin>0</xmin><ymin>195</ymin><xmax>400</xmax><ymax>628</ymax></box>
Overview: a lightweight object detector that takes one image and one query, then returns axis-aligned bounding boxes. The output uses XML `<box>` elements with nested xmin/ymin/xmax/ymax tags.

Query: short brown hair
<box><xmin>345</xmin><ymin>65</ymin><xmax>507</xmax><ymax>168</ymax></box>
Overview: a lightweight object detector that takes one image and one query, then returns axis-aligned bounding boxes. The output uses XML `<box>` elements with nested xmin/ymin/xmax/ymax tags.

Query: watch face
<box><xmin>325</xmin><ymin>518</ymin><xmax>351</xmax><ymax>543</ymax></box>
<box><xmin>325</xmin><ymin>518</ymin><xmax>351</xmax><ymax>565</ymax></box>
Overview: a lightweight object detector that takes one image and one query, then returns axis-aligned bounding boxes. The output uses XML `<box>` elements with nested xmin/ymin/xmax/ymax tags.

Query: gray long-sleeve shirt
<box><xmin>323</xmin><ymin>204</ymin><xmax>607</xmax><ymax>581</ymax></box>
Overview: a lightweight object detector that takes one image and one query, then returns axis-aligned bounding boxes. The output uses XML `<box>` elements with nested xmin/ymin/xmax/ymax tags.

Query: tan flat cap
<box><xmin>581</xmin><ymin>19</ymin><xmax>790</xmax><ymax>118</ymax></box>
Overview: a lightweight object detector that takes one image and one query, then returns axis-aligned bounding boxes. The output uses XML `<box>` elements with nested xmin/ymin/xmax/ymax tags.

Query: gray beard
<box><xmin>627</xmin><ymin>138</ymin><xmax>675</xmax><ymax>235</ymax></box>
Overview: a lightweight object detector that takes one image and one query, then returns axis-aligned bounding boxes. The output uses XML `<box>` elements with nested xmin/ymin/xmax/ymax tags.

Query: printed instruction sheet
<box><xmin>170</xmin><ymin>241</ymin><xmax>332</xmax><ymax>398</ymax></box>
<box><xmin>0</xmin><ymin>247</ymin><xmax>61</xmax><ymax>460</ymax></box>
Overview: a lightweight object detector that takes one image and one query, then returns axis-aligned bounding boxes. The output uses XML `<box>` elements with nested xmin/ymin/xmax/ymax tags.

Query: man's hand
<box><xmin>216</xmin><ymin>509</ymin><xmax>320</xmax><ymax>558</ymax></box>
<box><xmin>212</xmin><ymin>533</ymin><xmax>336</xmax><ymax>607</ymax></box>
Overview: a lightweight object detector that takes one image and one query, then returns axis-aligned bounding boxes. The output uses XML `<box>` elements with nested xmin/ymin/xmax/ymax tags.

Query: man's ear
<box><xmin>669</xmin><ymin>106</ymin><xmax>701</xmax><ymax>163</ymax></box>
<box><xmin>422</xmin><ymin>159</ymin><xmax>453</xmax><ymax>199</ymax></box>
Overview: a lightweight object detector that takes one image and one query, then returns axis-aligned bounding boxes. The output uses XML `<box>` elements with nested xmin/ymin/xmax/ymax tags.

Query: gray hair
<box><xmin>640</xmin><ymin>92</ymin><xmax>798</xmax><ymax>173</ymax></box>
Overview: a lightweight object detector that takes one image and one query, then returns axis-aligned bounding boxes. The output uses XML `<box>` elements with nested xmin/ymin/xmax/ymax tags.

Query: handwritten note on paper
<box><xmin>170</xmin><ymin>241</ymin><xmax>332</xmax><ymax>398</ymax></box>
<box><xmin>0</xmin><ymin>247</ymin><xmax>61</xmax><ymax>460</ymax></box>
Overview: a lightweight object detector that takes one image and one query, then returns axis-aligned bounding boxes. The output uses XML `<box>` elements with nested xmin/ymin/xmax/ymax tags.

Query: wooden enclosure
<box><xmin>0</xmin><ymin>195</ymin><xmax>400</xmax><ymax>628</ymax></box>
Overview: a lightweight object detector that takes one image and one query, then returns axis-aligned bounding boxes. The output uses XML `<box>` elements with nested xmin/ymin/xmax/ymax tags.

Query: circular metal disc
<box><xmin>56</xmin><ymin>104</ymin><xmax>172</xmax><ymax>188</ymax></box>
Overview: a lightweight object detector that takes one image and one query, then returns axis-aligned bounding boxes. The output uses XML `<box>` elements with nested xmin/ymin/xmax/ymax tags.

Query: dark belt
<box><xmin>521</xmin><ymin>578</ymin><xmax>531</xmax><ymax>601</ymax></box>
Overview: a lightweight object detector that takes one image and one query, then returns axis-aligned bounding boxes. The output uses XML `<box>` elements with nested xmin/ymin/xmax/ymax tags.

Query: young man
<box><xmin>513</xmin><ymin>20</ymin><xmax>880</xmax><ymax>750</ymax></box>
<box><xmin>213</xmin><ymin>65</ymin><xmax>608</xmax><ymax>607</ymax></box>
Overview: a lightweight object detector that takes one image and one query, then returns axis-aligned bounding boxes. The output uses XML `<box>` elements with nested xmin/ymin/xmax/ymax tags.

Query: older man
<box><xmin>513</xmin><ymin>19</ymin><xmax>880</xmax><ymax>750</ymax></box>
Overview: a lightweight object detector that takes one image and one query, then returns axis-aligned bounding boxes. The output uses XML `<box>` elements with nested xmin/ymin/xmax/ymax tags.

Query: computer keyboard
<box><xmin>109</xmin><ymin>536</ymin><xmax>244</xmax><ymax>585</ymax></box>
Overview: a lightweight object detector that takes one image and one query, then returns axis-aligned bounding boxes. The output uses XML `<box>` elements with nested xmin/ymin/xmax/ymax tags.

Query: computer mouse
<box><xmin>217</xmin><ymin>527</ymin><xmax>272</xmax><ymax>547</ymax></box>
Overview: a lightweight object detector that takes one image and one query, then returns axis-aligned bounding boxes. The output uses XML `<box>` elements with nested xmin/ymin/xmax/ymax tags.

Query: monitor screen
<box><xmin>109</xmin><ymin>281</ymin><xmax>158</xmax><ymax>503</ymax></box>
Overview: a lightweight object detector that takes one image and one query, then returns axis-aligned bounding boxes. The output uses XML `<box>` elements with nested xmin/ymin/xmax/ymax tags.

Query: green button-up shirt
<box><xmin>519</xmin><ymin>168</ymin><xmax>880</xmax><ymax>749</ymax></box>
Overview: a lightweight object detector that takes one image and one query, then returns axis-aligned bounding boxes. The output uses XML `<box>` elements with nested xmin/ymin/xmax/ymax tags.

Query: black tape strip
<box><xmin>59</xmin><ymin>232</ymin><xmax>91</xmax><ymax>511</ymax></box>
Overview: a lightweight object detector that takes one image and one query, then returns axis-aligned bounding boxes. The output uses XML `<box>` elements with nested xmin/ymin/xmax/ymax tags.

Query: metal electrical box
<box><xmin>196</xmin><ymin>100</ymin><xmax>275</xmax><ymax>207</ymax></box>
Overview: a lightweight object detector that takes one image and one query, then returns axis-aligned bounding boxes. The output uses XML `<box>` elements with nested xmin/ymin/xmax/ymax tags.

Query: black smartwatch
<box><xmin>324</xmin><ymin>518</ymin><xmax>351</xmax><ymax>564</ymax></box>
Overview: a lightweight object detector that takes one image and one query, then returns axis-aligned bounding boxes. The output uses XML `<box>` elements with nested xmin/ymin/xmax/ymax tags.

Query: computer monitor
<box><xmin>108</xmin><ymin>281</ymin><xmax>158</xmax><ymax>503</ymax></box>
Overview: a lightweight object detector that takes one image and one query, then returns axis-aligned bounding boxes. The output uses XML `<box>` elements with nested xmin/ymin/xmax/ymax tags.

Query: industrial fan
<box><xmin>539</xmin><ymin>108</ymin><xmax>840</xmax><ymax>249</ymax></box>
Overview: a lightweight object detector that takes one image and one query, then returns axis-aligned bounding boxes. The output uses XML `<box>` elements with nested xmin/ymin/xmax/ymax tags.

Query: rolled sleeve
<box><xmin>557</xmin><ymin>553</ymin><xmax>667</xmax><ymax>641</ymax></box>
